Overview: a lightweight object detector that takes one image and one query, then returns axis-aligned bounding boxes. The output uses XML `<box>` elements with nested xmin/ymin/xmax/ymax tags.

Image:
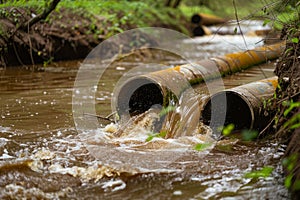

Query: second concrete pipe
<box><xmin>202</xmin><ymin>76</ymin><xmax>278</xmax><ymax>132</ymax></box>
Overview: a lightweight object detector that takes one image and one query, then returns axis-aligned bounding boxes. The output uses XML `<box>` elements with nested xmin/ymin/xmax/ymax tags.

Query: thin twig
<box><xmin>259</xmin><ymin>118</ymin><xmax>274</xmax><ymax>136</ymax></box>
<box><xmin>12</xmin><ymin>42</ymin><xmax>25</xmax><ymax>67</ymax></box>
<box><xmin>232</xmin><ymin>0</ymin><xmax>247</xmax><ymax>48</ymax></box>
<box><xmin>83</xmin><ymin>113</ymin><xmax>115</xmax><ymax>123</ymax></box>
<box><xmin>27</xmin><ymin>23</ymin><xmax>35</xmax><ymax>70</ymax></box>
<box><xmin>276</xmin><ymin>91</ymin><xmax>300</xmax><ymax>104</ymax></box>
<box><xmin>233</xmin><ymin>0</ymin><xmax>268</xmax><ymax>78</ymax></box>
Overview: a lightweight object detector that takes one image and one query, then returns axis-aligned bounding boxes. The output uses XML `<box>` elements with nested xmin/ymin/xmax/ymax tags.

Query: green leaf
<box><xmin>285</xmin><ymin>174</ymin><xmax>292</xmax><ymax>189</ymax></box>
<box><xmin>146</xmin><ymin>134</ymin><xmax>155</xmax><ymax>142</ymax></box>
<box><xmin>285</xmin><ymin>47</ymin><xmax>294</xmax><ymax>54</ymax></box>
<box><xmin>277</xmin><ymin>83</ymin><xmax>281</xmax><ymax>90</ymax></box>
<box><xmin>290</xmin><ymin>123</ymin><xmax>300</xmax><ymax>130</ymax></box>
<box><xmin>291</xmin><ymin>37</ymin><xmax>299</xmax><ymax>44</ymax></box>
<box><xmin>145</xmin><ymin>131</ymin><xmax>167</xmax><ymax>142</ymax></box>
<box><xmin>284</xmin><ymin>113</ymin><xmax>300</xmax><ymax>129</ymax></box>
<box><xmin>194</xmin><ymin>143</ymin><xmax>212</xmax><ymax>151</ymax></box>
<box><xmin>159</xmin><ymin>105</ymin><xmax>176</xmax><ymax>117</ymax></box>
<box><xmin>244</xmin><ymin>166</ymin><xmax>274</xmax><ymax>179</ymax></box>
<box><xmin>263</xmin><ymin>19</ymin><xmax>271</xmax><ymax>26</ymax></box>
<box><xmin>284</xmin><ymin>101</ymin><xmax>300</xmax><ymax>116</ymax></box>
<box><xmin>222</xmin><ymin>124</ymin><xmax>235</xmax><ymax>136</ymax></box>
<box><xmin>282</xmin><ymin>154</ymin><xmax>298</xmax><ymax>172</ymax></box>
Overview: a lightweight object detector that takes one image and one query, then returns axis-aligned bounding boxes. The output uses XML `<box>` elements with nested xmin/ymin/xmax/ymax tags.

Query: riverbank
<box><xmin>274</xmin><ymin>23</ymin><xmax>300</xmax><ymax>199</ymax></box>
<box><xmin>0</xmin><ymin>0</ymin><xmax>190</xmax><ymax>67</ymax></box>
<box><xmin>0</xmin><ymin>0</ymin><xmax>280</xmax><ymax>68</ymax></box>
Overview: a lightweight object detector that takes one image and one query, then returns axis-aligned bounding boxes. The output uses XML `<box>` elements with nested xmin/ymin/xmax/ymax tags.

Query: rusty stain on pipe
<box><xmin>211</xmin><ymin>42</ymin><xmax>284</xmax><ymax>75</ymax></box>
<box><xmin>202</xmin><ymin>76</ymin><xmax>278</xmax><ymax>131</ymax></box>
<box><xmin>114</xmin><ymin>42</ymin><xmax>284</xmax><ymax>120</ymax></box>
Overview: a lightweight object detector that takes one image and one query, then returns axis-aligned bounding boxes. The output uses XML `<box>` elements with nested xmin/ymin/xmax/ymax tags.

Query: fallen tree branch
<box><xmin>20</xmin><ymin>0</ymin><xmax>61</xmax><ymax>30</ymax></box>
<box><xmin>6</xmin><ymin>0</ymin><xmax>61</xmax><ymax>42</ymax></box>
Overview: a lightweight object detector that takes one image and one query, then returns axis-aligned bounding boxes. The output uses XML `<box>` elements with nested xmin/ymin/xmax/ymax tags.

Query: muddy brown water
<box><xmin>0</xmin><ymin>35</ymin><xmax>289</xmax><ymax>199</ymax></box>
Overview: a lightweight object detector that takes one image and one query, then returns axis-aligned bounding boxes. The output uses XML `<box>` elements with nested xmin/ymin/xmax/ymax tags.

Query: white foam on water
<box><xmin>81</xmin><ymin>108</ymin><xmax>216</xmax><ymax>173</ymax></box>
<box><xmin>0</xmin><ymin>183</ymin><xmax>73</xmax><ymax>199</ymax></box>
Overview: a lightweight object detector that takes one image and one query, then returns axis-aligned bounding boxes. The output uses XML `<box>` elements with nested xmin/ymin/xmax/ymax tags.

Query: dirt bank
<box><xmin>0</xmin><ymin>6</ymin><xmax>189</xmax><ymax>67</ymax></box>
<box><xmin>0</xmin><ymin>7</ymin><xmax>104</xmax><ymax>67</ymax></box>
<box><xmin>274</xmin><ymin>24</ymin><xmax>300</xmax><ymax>198</ymax></box>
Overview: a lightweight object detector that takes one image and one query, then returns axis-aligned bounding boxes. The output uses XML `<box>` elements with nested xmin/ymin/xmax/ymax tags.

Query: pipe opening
<box><xmin>202</xmin><ymin>91</ymin><xmax>253</xmax><ymax>131</ymax></box>
<box><xmin>129</xmin><ymin>83</ymin><xmax>163</xmax><ymax>116</ymax></box>
<box><xmin>116</xmin><ymin>78</ymin><xmax>164</xmax><ymax>117</ymax></box>
<box><xmin>193</xmin><ymin>26</ymin><xmax>205</xmax><ymax>36</ymax></box>
<box><xmin>191</xmin><ymin>14</ymin><xmax>202</xmax><ymax>24</ymax></box>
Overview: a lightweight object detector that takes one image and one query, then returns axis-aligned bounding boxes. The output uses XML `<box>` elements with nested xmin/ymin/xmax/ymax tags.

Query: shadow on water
<box><xmin>0</xmin><ymin>34</ymin><xmax>289</xmax><ymax>199</ymax></box>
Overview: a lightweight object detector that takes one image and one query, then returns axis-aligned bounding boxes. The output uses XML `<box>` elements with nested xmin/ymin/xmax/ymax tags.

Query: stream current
<box><xmin>0</xmin><ymin>33</ymin><xmax>288</xmax><ymax>199</ymax></box>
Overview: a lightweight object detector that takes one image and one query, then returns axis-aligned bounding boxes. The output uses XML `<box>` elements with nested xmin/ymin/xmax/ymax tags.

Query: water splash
<box><xmin>80</xmin><ymin>104</ymin><xmax>216</xmax><ymax>173</ymax></box>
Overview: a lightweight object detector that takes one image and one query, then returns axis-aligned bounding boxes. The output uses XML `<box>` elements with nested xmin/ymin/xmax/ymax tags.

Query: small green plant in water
<box><xmin>219</xmin><ymin>123</ymin><xmax>235</xmax><ymax>136</ymax></box>
<box><xmin>194</xmin><ymin>143</ymin><xmax>212</xmax><ymax>151</ymax></box>
<box><xmin>291</xmin><ymin>37</ymin><xmax>299</xmax><ymax>44</ymax></box>
<box><xmin>159</xmin><ymin>105</ymin><xmax>176</xmax><ymax>117</ymax></box>
<box><xmin>244</xmin><ymin>166</ymin><xmax>274</xmax><ymax>179</ymax></box>
<box><xmin>242</xmin><ymin>130</ymin><xmax>258</xmax><ymax>141</ymax></box>
<box><xmin>43</xmin><ymin>57</ymin><xmax>54</xmax><ymax>67</ymax></box>
<box><xmin>146</xmin><ymin>131</ymin><xmax>167</xmax><ymax>142</ymax></box>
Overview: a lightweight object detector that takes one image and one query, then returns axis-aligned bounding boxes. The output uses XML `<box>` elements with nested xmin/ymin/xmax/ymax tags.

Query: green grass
<box><xmin>1</xmin><ymin>0</ymin><xmax>297</xmax><ymax>37</ymax></box>
<box><xmin>179</xmin><ymin>4</ymin><xmax>214</xmax><ymax>18</ymax></box>
<box><xmin>272</xmin><ymin>4</ymin><xmax>300</xmax><ymax>30</ymax></box>
<box><xmin>179</xmin><ymin>0</ymin><xmax>268</xmax><ymax>20</ymax></box>
<box><xmin>180</xmin><ymin>0</ymin><xmax>299</xmax><ymax>32</ymax></box>
<box><xmin>0</xmin><ymin>0</ymin><xmax>190</xmax><ymax>36</ymax></box>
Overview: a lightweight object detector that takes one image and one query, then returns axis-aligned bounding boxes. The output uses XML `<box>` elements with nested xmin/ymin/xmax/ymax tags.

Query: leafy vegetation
<box><xmin>194</xmin><ymin>142</ymin><xmax>212</xmax><ymax>151</ymax></box>
<box><xmin>241</xmin><ymin>129</ymin><xmax>258</xmax><ymax>141</ymax></box>
<box><xmin>244</xmin><ymin>166</ymin><xmax>274</xmax><ymax>179</ymax></box>
<box><xmin>221</xmin><ymin>124</ymin><xmax>235</xmax><ymax>136</ymax></box>
<box><xmin>272</xmin><ymin>3</ymin><xmax>300</xmax><ymax>30</ymax></box>
<box><xmin>179</xmin><ymin>0</ymin><xmax>268</xmax><ymax>19</ymax></box>
<box><xmin>159</xmin><ymin>105</ymin><xmax>176</xmax><ymax>117</ymax></box>
<box><xmin>272</xmin><ymin>0</ymin><xmax>300</xmax><ymax>196</ymax></box>
<box><xmin>281</xmin><ymin>100</ymin><xmax>300</xmax><ymax>130</ymax></box>
<box><xmin>0</xmin><ymin>0</ymin><xmax>189</xmax><ymax>37</ymax></box>
<box><xmin>146</xmin><ymin>131</ymin><xmax>167</xmax><ymax>142</ymax></box>
<box><xmin>282</xmin><ymin>154</ymin><xmax>300</xmax><ymax>190</ymax></box>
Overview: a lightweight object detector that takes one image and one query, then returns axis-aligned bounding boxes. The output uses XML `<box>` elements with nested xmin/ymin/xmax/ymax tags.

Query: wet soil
<box><xmin>0</xmin><ymin>7</ymin><xmax>105</xmax><ymax>67</ymax></box>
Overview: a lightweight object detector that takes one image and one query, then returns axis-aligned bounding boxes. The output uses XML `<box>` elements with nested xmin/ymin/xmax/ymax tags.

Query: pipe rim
<box><xmin>114</xmin><ymin>76</ymin><xmax>164</xmax><ymax>118</ymax></box>
<box><xmin>191</xmin><ymin>14</ymin><xmax>202</xmax><ymax>24</ymax></box>
<box><xmin>202</xmin><ymin>90</ymin><xmax>254</xmax><ymax>131</ymax></box>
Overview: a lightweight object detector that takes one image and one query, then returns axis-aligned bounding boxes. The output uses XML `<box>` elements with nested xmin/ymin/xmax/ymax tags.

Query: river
<box><xmin>0</xmin><ymin>33</ymin><xmax>289</xmax><ymax>199</ymax></box>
